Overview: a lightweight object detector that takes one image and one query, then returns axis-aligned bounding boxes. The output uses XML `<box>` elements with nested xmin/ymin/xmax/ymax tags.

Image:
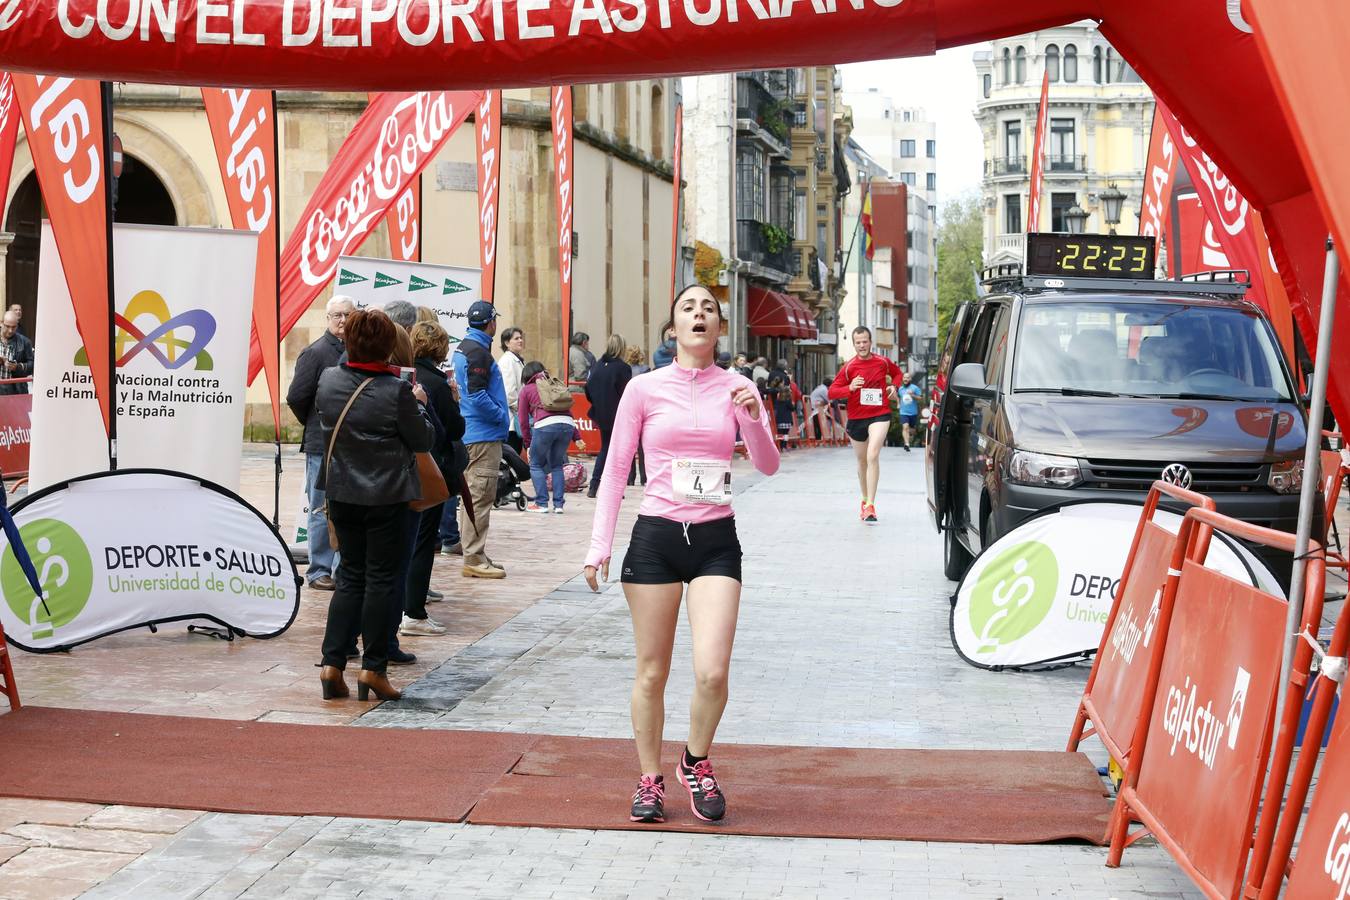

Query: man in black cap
<box><xmin>451</xmin><ymin>300</ymin><xmax>511</xmax><ymax>578</ymax></box>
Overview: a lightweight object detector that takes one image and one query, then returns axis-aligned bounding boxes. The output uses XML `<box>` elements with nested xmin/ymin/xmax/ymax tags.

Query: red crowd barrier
<box><xmin>1067</xmin><ymin>482</ymin><xmax>1218</xmax><ymax>819</ymax></box>
<box><xmin>1107</xmin><ymin>508</ymin><xmax>1327</xmax><ymax>900</ymax></box>
<box><xmin>0</xmin><ymin>382</ymin><xmax>32</xmax><ymax>481</ymax></box>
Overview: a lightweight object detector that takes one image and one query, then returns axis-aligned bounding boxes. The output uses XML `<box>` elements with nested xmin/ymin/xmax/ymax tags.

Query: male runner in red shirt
<box><xmin>828</xmin><ymin>326</ymin><xmax>902</xmax><ymax>522</ymax></box>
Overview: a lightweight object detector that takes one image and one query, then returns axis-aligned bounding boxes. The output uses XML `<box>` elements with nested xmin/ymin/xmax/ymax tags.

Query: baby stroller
<box><xmin>495</xmin><ymin>443</ymin><xmax>532</xmax><ymax>510</ymax></box>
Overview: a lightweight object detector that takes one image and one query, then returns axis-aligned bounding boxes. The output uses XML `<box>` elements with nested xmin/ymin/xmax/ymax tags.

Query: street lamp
<box><xmin>1101</xmin><ymin>182</ymin><xmax>1127</xmax><ymax>235</ymax></box>
<box><xmin>1064</xmin><ymin>202</ymin><xmax>1089</xmax><ymax>235</ymax></box>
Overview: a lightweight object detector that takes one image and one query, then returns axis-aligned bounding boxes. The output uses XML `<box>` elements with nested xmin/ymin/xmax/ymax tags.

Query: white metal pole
<box><xmin>1274</xmin><ymin>237</ymin><xmax>1337</xmax><ymax>733</ymax></box>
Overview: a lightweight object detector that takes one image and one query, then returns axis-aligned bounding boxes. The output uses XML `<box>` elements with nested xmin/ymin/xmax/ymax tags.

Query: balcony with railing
<box><xmin>736</xmin><ymin>219</ymin><xmax>795</xmax><ymax>277</ymax></box>
<box><xmin>985</xmin><ymin>156</ymin><xmax>1026</xmax><ymax>176</ymax></box>
<box><xmin>736</xmin><ymin>75</ymin><xmax>792</xmax><ymax>155</ymax></box>
<box><xmin>1047</xmin><ymin>154</ymin><xmax>1086</xmax><ymax>173</ymax></box>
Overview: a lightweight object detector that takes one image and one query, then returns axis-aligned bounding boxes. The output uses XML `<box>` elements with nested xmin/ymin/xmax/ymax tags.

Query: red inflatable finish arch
<box><xmin>0</xmin><ymin>0</ymin><xmax>1342</xmax><ymax>418</ymax></box>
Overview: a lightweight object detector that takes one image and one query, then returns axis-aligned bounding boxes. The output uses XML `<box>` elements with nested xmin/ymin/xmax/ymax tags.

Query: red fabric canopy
<box><xmin>789</xmin><ymin>295</ymin><xmax>819</xmax><ymax>341</ymax></box>
<box><xmin>749</xmin><ymin>286</ymin><xmax>805</xmax><ymax>339</ymax></box>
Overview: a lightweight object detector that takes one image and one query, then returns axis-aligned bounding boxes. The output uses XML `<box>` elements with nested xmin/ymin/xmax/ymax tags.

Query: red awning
<box><xmin>747</xmin><ymin>286</ymin><xmax>801</xmax><ymax>338</ymax></box>
<box><xmin>788</xmin><ymin>295</ymin><xmax>819</xmax><ymax>341</ymax></box>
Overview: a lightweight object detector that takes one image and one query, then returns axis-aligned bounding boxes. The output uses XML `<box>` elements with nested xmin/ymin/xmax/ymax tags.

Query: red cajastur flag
<box><xmin>551</xmin><ymin>85</ymin><xmax>574</xmax><ymax>379</ymax></box>
<box><xmin>0</xmin><ymin>74</ymin><xmax>20</xmax><ymax>212</ymax></box>
<box><xmin>1026</xmin><ymin>69</ymin><xmax>1050</xmax><ymax>234</ymax></box>
<box><xmin>12</xmin><ymin>75</ymin><xmax>113</xmax><ymax>432</ymax></box>
<box><xmin>201</xmin><ymin>87</ymin><xmax>282</xmax><ymax>429</ymax></box>
<box><xmin>263</xmin><ymin>90</ymin><xmax>480</xmax><ymax>382</ymax></box>
<box><xmin>669</xmin><ymin>102</ymin><xmax>683</xmax><ymax>301</ymax></box>
<box><xmin>476</xmin><ymin>90</ymin><xmax>502</xmax><ymax>302</ymax></box>
<box><xmin>1137</xmin><ymin>102</ymin><xmax>1178</xmax><ymax>260</ymax></box>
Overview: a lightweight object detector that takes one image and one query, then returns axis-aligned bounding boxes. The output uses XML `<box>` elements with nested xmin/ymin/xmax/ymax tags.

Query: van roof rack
<box><xmin>979</xmin><ymin>267</ymin><xmax>1250</xmax><ymax>299</ymax></box>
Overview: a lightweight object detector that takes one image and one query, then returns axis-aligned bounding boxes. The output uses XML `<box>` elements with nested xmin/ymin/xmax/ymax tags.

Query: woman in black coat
<box><xmin>583</xmin><ymin>334</ymin><xmax>631</xmax><ymax>498</ymax></box>
<box><xmin>316</xmin><ymin>310</ymin><xmax>433</xmax><ymax>703</ymax></box>
<box><xmin>401</xmin><ymin>321</ymin><xmax>466</xmax><ymax>636</ymax></box>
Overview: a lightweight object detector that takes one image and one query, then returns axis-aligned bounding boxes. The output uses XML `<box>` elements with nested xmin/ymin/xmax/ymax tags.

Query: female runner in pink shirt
<box><xmin>584</xmin><ymin>285</ymin><xmax>780</xmax><ymax>824</ymax></box>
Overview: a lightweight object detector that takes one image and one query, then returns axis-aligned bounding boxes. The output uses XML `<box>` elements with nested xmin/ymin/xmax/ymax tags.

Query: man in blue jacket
<box><xmin>452</xmin><ymin>301</ymin><xmax>511</xmax><ymax>579</ymax></box>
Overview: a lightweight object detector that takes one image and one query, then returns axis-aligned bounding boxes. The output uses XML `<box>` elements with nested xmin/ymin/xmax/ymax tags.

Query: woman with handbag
<box><xmin>401</xmin><ymin>321</ymin><xmax>466</xmax><ymax>636</ymax></box>
<box><xmin>519</xmin><ymin>361</ymin><xmax>579</xmax><ymax>514</ymax></box>
<box><xmin>316</xmin><ymin>309</ymin><xmax>434</xmax><ymax>702</ymax></box>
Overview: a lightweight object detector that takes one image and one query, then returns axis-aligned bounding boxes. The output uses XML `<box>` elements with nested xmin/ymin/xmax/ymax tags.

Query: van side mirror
<box><xmin>950</xmin><ymin>362</ymin><xmax>995</xmax><ymax>401</ymax></box>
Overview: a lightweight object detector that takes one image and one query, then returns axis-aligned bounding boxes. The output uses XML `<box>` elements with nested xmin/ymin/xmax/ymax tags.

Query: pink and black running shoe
<box><xmin>630</xmin><ymin>774</ymin><xmax>666</xmax><ymax>823</ymax></box>
<box><xmin>676</xmin><ymin>750</ymin><xmax>726</xmax><ymax>822</ymax></box>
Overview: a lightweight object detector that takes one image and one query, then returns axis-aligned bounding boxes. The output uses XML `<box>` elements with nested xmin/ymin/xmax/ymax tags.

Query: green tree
<box><xmin>936</xmin><ymin>192</ymin><xmax>985</xmax><ymax>350</ymax></box>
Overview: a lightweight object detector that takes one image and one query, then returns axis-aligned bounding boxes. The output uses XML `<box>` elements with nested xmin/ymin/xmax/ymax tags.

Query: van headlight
<box><xmin>1268</xmin><ymin>459</ymin><xmax>1303</xmax><ymax>494</ymax></box>
<box><xmin>1008</xmin><ymin>451</ymin><xmax>1083</xmax><ymax>488</ymax></box>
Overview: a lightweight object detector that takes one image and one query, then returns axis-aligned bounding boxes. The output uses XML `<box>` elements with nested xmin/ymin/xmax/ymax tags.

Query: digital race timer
<box><xmin>1026</xmin><ymin>233</ymin><xmax>1157</xmax><ymax>280</ymax></box>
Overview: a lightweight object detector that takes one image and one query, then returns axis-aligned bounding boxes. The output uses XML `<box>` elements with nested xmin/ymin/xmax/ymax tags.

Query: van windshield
<box><xmin>1012</xmin><ymin>300</ymin><xmax>1295</xmax><ymax>402</ymax></box>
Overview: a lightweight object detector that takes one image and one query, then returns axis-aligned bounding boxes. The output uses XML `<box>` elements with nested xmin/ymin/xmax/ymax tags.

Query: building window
<box><xmin>1105</xmin><ymin>48</ymin><xmax>1115</xmax><ymax>84</ymax></box>
<box><xmin>1003</xmin><ymin>120</ymin><xmax>1022</xmax><ymax>161</ymax></box>
<box><xmin>1050</xmin><ymin>117</ymin><xmax>1075</xmax><ymax>166</ymax></box>
<box><xmin>736</xmin><ymin>146</ymin><xmax>766</xmax><ymax>221</ymax></box>
<box><xmin>1002</xmin><ymin>48</ymin><xmax>1011</xmax><ymax>84</ymax></box>
<box><xmin>883</xmin><ymin>109</ymin><xmax>890</xmax><ymax>119</ymax></box>
<box><xmin>1015</xmin><ymin>46</ymin><xmax>1027</xmax><ymax>83</ymax></box>
<box><xmin>771</xmin><ymin>172</ymin><xmax>794</xmax><ymax>232</ymax></box>
<box><xmin>903</xmin><ymin>110</ymin><xmax>911</xmax><ymax>122</ymax></box>
<box><xmin>1045</xmin><ymin>44</ymin><xmax>1060</xmax><ymax>82</ymax></box>
<box><xmin>982</xmin><ymin>74</ymin><xmax>991</xmax><ymax>98</ymax></box>
<box><xmin>794</xmin><ymin>189</ymin><xmax>807</xmax><ymax>241</ymax></box>
<box><xmin>616</xmin><ymin>82</ymin><xmax>631</xmax><ymax>142</ymax></box>
<box><xmin>1004</xmin><ymin>194</ymin><xmax>1022</xmax><ymax>234</ymax></box>
<box><xmin>926</xmin><ymin>139</ymin><xmax>936</xmax><ymax>158</ymax></box>
<box><xmin>650</xmin><ymin>84</ymin><xmax>664</xmax><ymax>160</ymax></box>
<box><xmin>900</xmin><ymin>171</ymin><xmax>916</xmax><ymax>186</ymax></box>
<box><xmin>926</xmin><ymin>172</ymin><xmax>937</xmax><ymax>192</ymax></box>
<box><xmin>1050</xmin><ymin>192</ymin><xmax>1077</xmax><ymax>232</ymax></box>
<box><xmin>1064</xmin><ymin>44</ymin><xmax>1078</xmax><ymax>83</ymax></box>
<box><xmin>900</xmin><ymin>139</ymin><xmax>916</xmax><ymax>158</ymax></box>
<box><xmin>1094</xmin><ymin>46</ymin><xmax>1103</xmax><ymax>83</ymax></box>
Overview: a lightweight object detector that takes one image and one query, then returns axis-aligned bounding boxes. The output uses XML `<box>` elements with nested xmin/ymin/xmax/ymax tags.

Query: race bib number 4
<box><xmin>672</xmin><ymin>458</ymin><xmax>732</xmax><ymax>505</ymax></box>
<box><xmin>860</xmin><ymin>388</ymin><xmax>884</xmax><ymax>406</ymax></box>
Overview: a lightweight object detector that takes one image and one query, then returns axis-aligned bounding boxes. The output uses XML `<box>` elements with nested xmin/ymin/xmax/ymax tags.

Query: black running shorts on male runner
<box><xmin>846</xmin><ymin>413</ymin><xmax>892</xmax><ymax>443</ymax></box>
<box><xmin>621</xmin><ymin>515</ymin><xmax>743</xmax><ymax>584</ymax></box>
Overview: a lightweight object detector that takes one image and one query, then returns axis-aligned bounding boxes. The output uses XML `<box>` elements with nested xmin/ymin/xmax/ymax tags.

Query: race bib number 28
<box><xmin>672</xmin><ymin>458</ymin><xmax>732</xmax><ymax>505</ymax></box>
<box><xmin>860</xmin><ymin>388</ymin><xmax>884</xmax><ymax>406</ymax></box>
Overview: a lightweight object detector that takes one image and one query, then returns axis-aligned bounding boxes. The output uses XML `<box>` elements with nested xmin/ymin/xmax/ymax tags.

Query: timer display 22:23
<box><xmin>1057</xmin><ymin>241</ymin><xmax>1149</xmax><ymax>275</ymax></box>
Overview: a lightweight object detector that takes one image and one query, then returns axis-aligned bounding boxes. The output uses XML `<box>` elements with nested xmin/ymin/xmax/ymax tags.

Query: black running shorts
<box><xmin>846</xmin><ymin>413</ymin><xmax>892</xmax><ymax>443</ymax></box>
<box><xmin>621</xmin><ymin>515</ymin><xmax>743</xmax><ymax>585</ymax></box>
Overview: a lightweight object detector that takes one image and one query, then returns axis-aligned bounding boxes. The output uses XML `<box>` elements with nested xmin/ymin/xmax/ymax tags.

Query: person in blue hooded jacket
<box><xmin>452</xmin><ymin>301</ymin><xmax>511</xmax><ymax>579</ymax></box>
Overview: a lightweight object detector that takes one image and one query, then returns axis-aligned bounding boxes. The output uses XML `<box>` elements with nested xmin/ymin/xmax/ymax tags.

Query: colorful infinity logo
<box><xmin>76</xmin><ymin>290</ymin><xmax>217</xmax><ymax>371</ymax></box>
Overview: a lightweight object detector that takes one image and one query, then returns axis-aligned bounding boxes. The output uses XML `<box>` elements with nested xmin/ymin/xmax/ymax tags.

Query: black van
<box><xmin>926</xmin><ymin>248</ymin><xmax>1309</xmax><ymax>587</ymax></box>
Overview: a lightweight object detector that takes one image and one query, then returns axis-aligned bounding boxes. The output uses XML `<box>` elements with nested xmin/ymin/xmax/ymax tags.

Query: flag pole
<box><xmin>271</xmin><ymin>91</ymin><xmax>282</xmax><ymax>528</ymax></box>
<box><xmin>101</xmin><ymin>82</ymin><xmax>118</xmax><ymax>472</ymax></box>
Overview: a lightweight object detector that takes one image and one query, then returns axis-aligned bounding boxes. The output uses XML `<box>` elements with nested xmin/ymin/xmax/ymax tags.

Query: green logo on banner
<box><xmin>968</xmin><ymin>541</ymin><xmax>1058</xmax><ymax>654</ymax></box>
<box><xmin>374</xmin><ymin>273</ymin><xmax>402</xmax><ymax>289</ymax></box>
<box><xmin>409</xmin><ymin>275</ymin><xmax>436</xmax><ymax>292</ymax></box>
<box><xmin>1</xmin><ymin>519</ymin><xmax>95</xmax><ymax>641</ymax></box>
<box><xmin>338</xmin><ymin>269</ymin><xmax>368</xmax><ymax>286</ymax></box>
<box><xmin>443</xmin><ymin>279</ymin><xmax>470</xmax><ymax>295</ymax></box>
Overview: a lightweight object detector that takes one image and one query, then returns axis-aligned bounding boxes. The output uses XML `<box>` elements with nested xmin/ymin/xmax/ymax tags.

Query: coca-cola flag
<box><xmin>1157</xmin><ymin>98</ymin><xmax>1296</xmax><ymax>357</ymax></box>
<box><xmin>12</xmin><ymin>75</ymin><xmax>112</xmax><ymax>431</ymax></box>
<box><xmin>264</xmin><ymin>90</ymin><xmax>480</xmax><ymax>382</ymax></box>
<box><xmin>1138</xmin><ymin>102</ymin><xmax>1177</xmax><ymax>265</ymax></box>
<box><xmin>551</xmin><ymin>85</ymin><xmax>574</xmax><ymax>379</ymax></box>
<box><xmin>384</xmin><ymin>179</ymin><xmax>421</xmax><ymax>263</ymax></box>
<box><xmin>1026</xmin><ymin>69</ymin><xmax>1049</xmax><ymax>234</ymax></box>
<box><xmin>476</xmin><ymin>90</ymin><xmax>502</xmax><ymax>302</ymax></box>
<box><xmin>669</xmin><ymin>102</ymin><xmax>682</xmax><ymax>301</ymax></box>
<box><xmin>201</xmin><ymin>87</ymin><xmax>281</xmax><ymax>429</ymax></box>
<box><xmin>0</xmin><ymin>73</ymin><xmax>20</xmax><ymax>210</ymax></box>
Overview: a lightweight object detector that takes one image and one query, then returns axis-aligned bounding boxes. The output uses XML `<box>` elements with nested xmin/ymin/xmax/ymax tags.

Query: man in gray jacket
<box><xmin>286</xmin><ymin>295</ymin><xmax>354</xmax><ymax>590</ymax></box>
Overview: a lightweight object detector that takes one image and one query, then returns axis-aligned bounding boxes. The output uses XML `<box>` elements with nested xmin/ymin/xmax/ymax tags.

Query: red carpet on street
<box><xmin>0</xmin><ymin>707</ymin><xmax>1111</xmax><ymax>844</ymax></box>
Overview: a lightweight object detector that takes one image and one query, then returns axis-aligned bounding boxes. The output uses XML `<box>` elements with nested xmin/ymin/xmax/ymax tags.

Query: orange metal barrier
<box><xmin>1260</xmin><ymin>594</ymin><xmax>1349</xmax><ymax>899</ymax></box>
<box><xmin>1107</xmin><ymin>509</ymin><xmax>1326</xmax><ymax>900</ymax></box>
<box><xmin>1067</xmin><ymin>482</ymin><xmax>1218</xmax><ymax>805</ymax></box>
<box><xmin>1321</xmin><ymin>432</ymin><xmax>1348</xmax><ymax>569</ymax></box>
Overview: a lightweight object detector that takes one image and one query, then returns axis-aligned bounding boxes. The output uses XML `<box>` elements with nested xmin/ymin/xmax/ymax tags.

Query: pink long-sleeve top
<box><xmin>584</xmin><ymin>360</ymin><xmax>780</xmax><ymax>569</ymax></box>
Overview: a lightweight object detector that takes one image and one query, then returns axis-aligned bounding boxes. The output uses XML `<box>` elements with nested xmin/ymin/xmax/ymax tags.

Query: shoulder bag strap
<box><xmin>323</xmin><ymin>377</ymin><xmax>375</xmax><ymax>478</ymax></box>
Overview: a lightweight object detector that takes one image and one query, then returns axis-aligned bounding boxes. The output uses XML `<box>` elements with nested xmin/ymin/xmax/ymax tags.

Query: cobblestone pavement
<box><xmin>0</xmin><ymin>444</ymin><xmax>1273</xmax><ymax>898</ymax></box>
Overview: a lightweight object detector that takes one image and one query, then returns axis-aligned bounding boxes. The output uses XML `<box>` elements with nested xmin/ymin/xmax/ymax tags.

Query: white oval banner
<box><xmin>0</xmin><ymin>470</ymin><xmax>301</xmax><ymax>653</ymax></box>
<box><xmin>950</xmin><ymin>501</ymin><xmax>1280</xmax><ymax>670</ymax></box>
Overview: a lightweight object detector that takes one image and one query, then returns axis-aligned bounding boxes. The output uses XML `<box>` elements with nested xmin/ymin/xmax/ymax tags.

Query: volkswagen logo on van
<box><xmin>1161</xmin><ymin>463</ymin><xmax>1194</xmax><ymax>490</ymax></box>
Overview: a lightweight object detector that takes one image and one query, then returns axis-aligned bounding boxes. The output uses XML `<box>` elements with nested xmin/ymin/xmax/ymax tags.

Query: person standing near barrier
<box><xmin>896</xmin><ymin>372</ymin><xmax>922</xmax><ymax>451</ymax></box>
<box><xmin>315</xmin><ymin>309</ymin><xmax>433</xmax><ymax>703</ymax></box>
<box><xmin>583</xmin><ymin>284</ymin><xmax>780</xmax><ymax>825</ymax></box>
<box><xmin>520</xmin><ymin>361</ymin><xmax>576</xmax><ymax>514</ymax></box>
<box><xmin>0</xmin><ymin>311</ymin><xmax>32</xmax><ymax>397</ymax></box>
<box><xmin>453</xmin><ymin>301</ymin><xmax>511</xmax><ymax>579</ymax></box>
<box><xmin>829</xmin><ymin>325</ymin><xmax>901</xmax><ymax>523</ymax></box>
<box><xmin>584</xmin><ymin>334</ymin><xmax>632</xmax><ymax>499</ymax></box>
<box><xmin>286</xmin><ymin>295</ymin><xmax>353</xmax><ymax>590</ymax></box>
